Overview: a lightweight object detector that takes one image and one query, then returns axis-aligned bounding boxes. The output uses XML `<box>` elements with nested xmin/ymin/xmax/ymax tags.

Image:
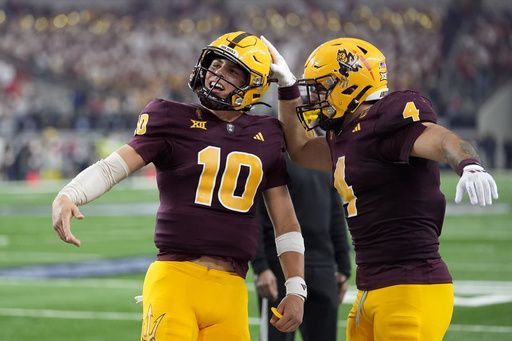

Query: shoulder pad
<box><xmin>373</xmin><ymin>90</ymin><xmax>437</xmax><ymax>134</ymax></box>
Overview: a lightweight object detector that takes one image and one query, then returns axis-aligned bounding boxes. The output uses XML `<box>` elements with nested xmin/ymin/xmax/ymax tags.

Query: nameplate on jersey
<box><xmin>191</xmin><ymin>120</ymin><xmax>207</xmax><ymax>130</ymax></box>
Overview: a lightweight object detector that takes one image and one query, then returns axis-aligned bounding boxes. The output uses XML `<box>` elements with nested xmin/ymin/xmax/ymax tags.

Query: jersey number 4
<box><xmin>334</xmin><ymin>156</ymin><xmax>357</xmax><ymax>217</ymax></box>
<box><xmin>333</xmin><ymin>101</ymin><xmax>421</xmax><ymax>218</ymax></box>
<box><xmin>195</xmin><ymin>146</ymin><xmax>263</xmax><ymax>213</ymax></box>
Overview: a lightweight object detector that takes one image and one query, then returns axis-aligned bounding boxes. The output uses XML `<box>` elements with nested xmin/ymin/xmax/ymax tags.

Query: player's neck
<box><xmin>343</xmin><ymin>104</ymin><xmax>372</xmax><ymax>128</ymax></box>
<box><xmin>211</xmin><ymin>109</ymin><xmax>244</xmax><ymax>122</ymax></box>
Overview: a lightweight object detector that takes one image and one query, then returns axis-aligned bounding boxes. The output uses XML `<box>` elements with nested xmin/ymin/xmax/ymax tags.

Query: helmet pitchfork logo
<box><xmin>336</xmin><ymin>48</ymin><xmax>362</xmax><ymax>77</ymax></box>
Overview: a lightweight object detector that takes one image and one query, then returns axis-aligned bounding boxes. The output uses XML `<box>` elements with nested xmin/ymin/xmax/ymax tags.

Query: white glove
<box><xmin>134</xmin><ymin>295</ymin><xmax>143</xmax><ymax>306</ymax></box>
<box><xmin>260</xmin><ymin>36</ymin><xmax>296</xmax><ymax>87</ymax></box>
<box><xmin>455</xmin><ymin>164</ymin><xmax>498</xmax><ymax>207</ymax></box>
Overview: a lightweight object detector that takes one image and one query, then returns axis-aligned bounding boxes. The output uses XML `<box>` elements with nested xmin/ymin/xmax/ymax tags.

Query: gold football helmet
<box><xmin>296</xmin><ymin>38</ymin><xmax>388</xmax><ymax>132</ymax></box>
<box><xmin>189</xmin><ymin>31</ymin><xmax>272</xmax><ymax>111</ymax></box>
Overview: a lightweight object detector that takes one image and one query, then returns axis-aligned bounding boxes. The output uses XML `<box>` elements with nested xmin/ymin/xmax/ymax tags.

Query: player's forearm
<box><xmin>413</xmin><ymin>123</ymin><xmax>481</xmax><ymax>171</ymax></box>
<box><xmin>274</xmin><ymin>226</ymin><xmax>306</xmax><ymax>300</ymax></box>
<box><xmin>278</xmin><ymin>247</ymin><xmax>305</xmax><ymax>280</ymax></box>
<box><xmin>279</xmin><ymin>250</ymin><xmax>306</xmax><ymax>301</ymax></box>
<box><xmin>278</xmin><ymin>97</ymin><xmax>332</xmax><ymax>171</ymax></box>
<box><xmin>441</xmin><ymin>135</ymin><xmax>481</xmax><ymax>172</ymax></box>
<box><xmin>57</xmin><ymin>151</ymin><xmax>131</xmax><ymax>205</ymax></box>
<box><xmin>278</xmin><ymin>98</ymin><xmax>311</xmax><ymax>162</ymax></box>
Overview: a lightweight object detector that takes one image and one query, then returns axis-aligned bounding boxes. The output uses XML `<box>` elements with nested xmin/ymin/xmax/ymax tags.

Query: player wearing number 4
<box><xmin>52</xmin><ymin>31</ymin><xmax>305</xmax><ymax>341</ymax></box>
<box><xmin>262</xmin><ymin>36</ymin><xmax>499</xmax><ymax>341</ymax></box>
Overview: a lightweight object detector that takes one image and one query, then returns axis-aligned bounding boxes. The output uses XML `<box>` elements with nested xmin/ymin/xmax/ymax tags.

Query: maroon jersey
<box><xmin>326</xmin><ymin>90</ymin><xmax>452</xmax><ymax>290</ymax></box>
<box><xmin>127</xmin><ymin>99</ymin><xmax>290</xmax><ymax>278</ymax></box>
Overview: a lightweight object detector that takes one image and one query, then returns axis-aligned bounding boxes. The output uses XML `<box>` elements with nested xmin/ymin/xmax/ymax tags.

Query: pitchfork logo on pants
<box><xmin>141</xmin><ymin>304</ymin><xmax>165</xmax><ymax>341</ymax></box>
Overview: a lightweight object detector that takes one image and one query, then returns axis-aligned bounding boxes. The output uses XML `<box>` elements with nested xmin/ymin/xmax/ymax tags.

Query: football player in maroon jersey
<box><xmin>262</xmin><ymin>36</ymin><xmax>498</xmax><ymax>341</ymax></box>
<box><xmin>52</xmin><ymin>32</ymin><xmax>306</xmax><ymax>341</ymax></box>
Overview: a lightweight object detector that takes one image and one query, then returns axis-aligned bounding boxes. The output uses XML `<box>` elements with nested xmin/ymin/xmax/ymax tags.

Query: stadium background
<box><xmin>0</xmin><ymin>0</ymin><xmax>511</xmax><ymax>340</ymax></box>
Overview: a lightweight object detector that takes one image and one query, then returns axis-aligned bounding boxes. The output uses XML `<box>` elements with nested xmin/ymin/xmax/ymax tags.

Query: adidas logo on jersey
<box><xmin>352</xmin><ymin>123</ymin><xmax>361</xmax><ymax>132</ymax></box>
<box><xmin>253</xmin><ymin>132</ymin><xmax>264</xmax><ymax>141</ymax></box>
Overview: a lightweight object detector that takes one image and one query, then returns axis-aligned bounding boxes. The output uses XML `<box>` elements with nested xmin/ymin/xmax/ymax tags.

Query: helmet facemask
<box><xmin>296</xmin><ymin>75</ymin><xmax>340</xmax><ymax>132</ymax></box>
<box><xmin>190</xmin><ymin>50</ymin><xmax>252</xmax><ymax>111</ymax></box>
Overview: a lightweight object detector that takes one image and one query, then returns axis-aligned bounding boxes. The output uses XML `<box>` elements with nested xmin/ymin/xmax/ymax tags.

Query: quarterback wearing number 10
<box><xmin>52</xmin><ymin>32</ymin><xmax>306</xmax><ymax>341</ymax></box>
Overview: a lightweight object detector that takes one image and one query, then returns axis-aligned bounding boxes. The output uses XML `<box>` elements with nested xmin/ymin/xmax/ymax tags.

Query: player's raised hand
<box><xmin>260</xmin><ymin>36</ymin><xmax>296</xmax><ymax>87</ymax></box>
<box><xmin>52</xmin><ymin>195</ymin><xmax>83</xmax><ymax>247</ymax></box>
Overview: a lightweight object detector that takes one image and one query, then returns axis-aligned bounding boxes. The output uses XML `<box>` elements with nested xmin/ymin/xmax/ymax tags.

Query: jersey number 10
<box><xmin>195</xmin><ymin>146</ymin><xmax>263</xmax><ymax>213</ymax></box>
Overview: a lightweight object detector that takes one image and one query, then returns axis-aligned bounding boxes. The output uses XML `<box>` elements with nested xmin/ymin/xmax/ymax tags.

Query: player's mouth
<box><xmin>208</xmin><ymin>80</ymin><xmax>225</xmax><ymax>94</ymax></box>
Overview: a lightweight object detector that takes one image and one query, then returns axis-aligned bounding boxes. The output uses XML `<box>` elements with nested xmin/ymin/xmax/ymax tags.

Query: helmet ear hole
<box><xmin>342</xmin><ymin>86</ymin><xmax>357</xmax><ymax>95</ymax></box>
<box><xmin>356</xmin><ymin>45</ymin><xmax>368</xmax><ymax>54</ymax></box>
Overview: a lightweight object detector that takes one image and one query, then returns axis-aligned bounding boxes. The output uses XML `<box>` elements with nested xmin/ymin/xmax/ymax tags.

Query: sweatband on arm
<box><xmin>456</xmin><ymin>158</ymin><xmax>481</xmax><ymax>176</ymax></box>
<box><xmin>57</xmin><ymin>152</ymin><xmax>131</xmax><ymax>205</ymax></box>
<box><xmin>275</xmin><ymin>231</ymin><xmax>305</xmax><ymax>256</ymax></box>
<box><xmin>285</xmin><ymin>276</ymin><xmax>307</xmax><ymax>301</ymax></box>
<box><xmin>277</xmin><ymin>83</ymin><xmax>300</xmax><ymax>100</ymax></box>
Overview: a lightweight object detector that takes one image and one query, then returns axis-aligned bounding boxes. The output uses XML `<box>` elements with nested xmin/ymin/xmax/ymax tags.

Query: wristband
<box><xmin>277</xmin><ymin>83</ymin><xmax>300</xmax><ymax>100</ymax></box>
<box><xmin>285</xmin><ymin>276</ymin><xmax>307</xmax><ymax>301</ymax></box>
<box><xmin>457</xmin><ymin>158</ymin><xmax>481</xmax><ymax>176</ymax></box>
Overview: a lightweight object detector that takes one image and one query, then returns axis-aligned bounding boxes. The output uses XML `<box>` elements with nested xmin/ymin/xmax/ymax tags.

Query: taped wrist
<box><xmin>285</xmin><ymin>276</ymin><xmax>307</xmax><ymax>301</ymax></box>
<box><xmin>275</xmin><ymin>231</ymin><xmax>305</xmax><ymax>256</ymax></box>
<box><xmin>58</xmin><ymin>152</ymin><xmax>130</xmax><ymax>205</ymax></box>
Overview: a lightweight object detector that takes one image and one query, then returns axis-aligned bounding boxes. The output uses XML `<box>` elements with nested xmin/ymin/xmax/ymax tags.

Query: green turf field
<box><xmin>0</xmin><ymin>171</ymin><xmax>511</xmax><ymax>340</ymax></box>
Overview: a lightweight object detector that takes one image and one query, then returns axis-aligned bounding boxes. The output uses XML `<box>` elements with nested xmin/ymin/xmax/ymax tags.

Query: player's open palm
<box><xmin>52</xmin><ymin>195</ymin><xmax>83</xmax><ymax>247</ymax></box>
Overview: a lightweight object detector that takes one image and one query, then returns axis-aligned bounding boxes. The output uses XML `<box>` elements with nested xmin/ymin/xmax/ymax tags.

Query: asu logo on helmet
<box><xmin>296</xmin><ymin>38</ymin><xmax>388</xmax><ymax>132</ymax></box>
<box><xmin>189</xmin><ymin>31</ymin><xmax>272</xmax><ymax>112</ymax></box>
<box><xmin>336</xmin><ymin>48</ymin><xmax>363</xmax><ymax>77</ymax></box>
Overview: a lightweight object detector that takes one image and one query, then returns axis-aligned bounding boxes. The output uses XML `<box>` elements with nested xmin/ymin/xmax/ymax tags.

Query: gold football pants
<box><xmin>347</xmin><ymin>283</ymin><xmax>454</xmax><ymax>341</ymax></box>
<box><xmin>140</xmin><ymin>260</ymin><xmax>250</xmax><ymax>341</ymax></box>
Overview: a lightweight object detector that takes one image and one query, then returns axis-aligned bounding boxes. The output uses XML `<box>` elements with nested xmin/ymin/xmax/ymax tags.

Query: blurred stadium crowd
<box><xmin>0</xmin><ymin>0</ymin><xmax>511</xmax><ymax>181</ymax></box>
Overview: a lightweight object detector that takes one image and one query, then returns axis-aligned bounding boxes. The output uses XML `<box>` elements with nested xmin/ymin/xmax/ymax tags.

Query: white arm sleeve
<box><xmin>57</xmin><ymin>151</ymin><xmax>131</xmax><ymax>205</ymax></box>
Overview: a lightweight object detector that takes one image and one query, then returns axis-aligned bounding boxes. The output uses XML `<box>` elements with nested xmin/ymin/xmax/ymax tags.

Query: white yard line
<box><xmin>0</xmin><ymin>251</ymin><xmax>104</xmax><ymax>262</ymax></box>
<box><xmin>0</xmin><ymin>279</ymin><xmax>511</xmax><ymax>333</ymax></box>
<box><xmin>447</xmin><ymin>324</ymin><xmax>512</xmax><ymax>333</ymax></box>
<box><xmin>0</xmin><ymin>277</ymin><xmax>143</xmax><ymax>289</ymax></box>
<box><xmin>3</xmin><ymin>278</ymin><xmax>512</xmax><ymax>307</ymax></box>
<box><xmin>0</xmin><ymin>308</ymin><xmax>141</xmax><ymax>321</ymax></box>
<box><xmin>0</xmin><ymin>308</ymin><xmax>510</xmax><ymax>334</ymax></box>
<box><xmin>445</xmin><ymin>202</ymin><xmax>510</xmax><ymax>215</ymax></box>
<box><xmin>333</xmin><ymin>320</ymin><xmax>512</xmax><ymax>334</ymax></box>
